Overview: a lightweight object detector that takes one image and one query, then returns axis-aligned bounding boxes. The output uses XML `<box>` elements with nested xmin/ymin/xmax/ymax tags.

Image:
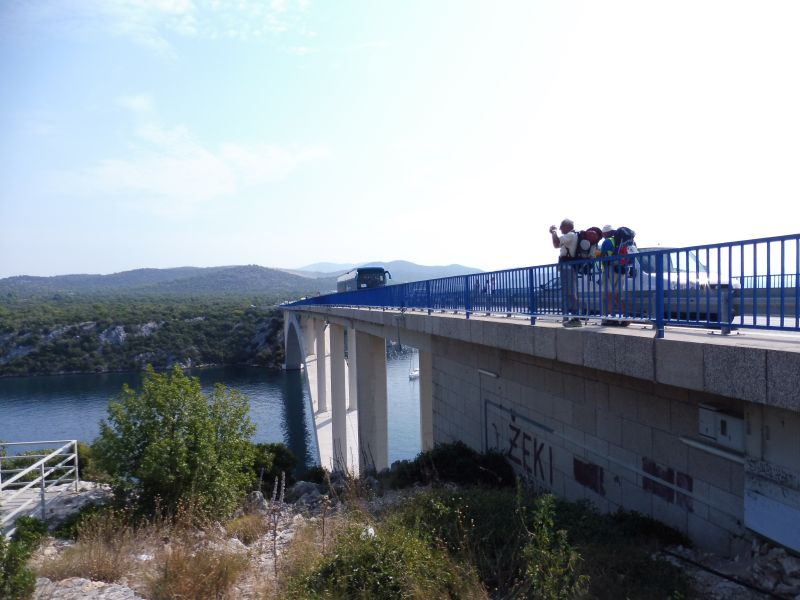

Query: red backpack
<box><xmin>574</xmin><ymin>227</ymin><xmax>603</xmax><ymax>259</ymax></box>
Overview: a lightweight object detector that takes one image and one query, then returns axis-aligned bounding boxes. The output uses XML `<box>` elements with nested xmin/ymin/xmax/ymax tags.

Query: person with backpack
<box><xmin>549</xmin><ymin>219</ymin><xmax>581</xmax><ymax>327</ymax></box>
<box><xmin>599</xmin><ymin>225</ymin><xmax>622</xmax><ymax>324</ymax></box>
<box><xmin>599</xmin><ymin>225</ymin><xmax>636</xmax><ymax>326</ymax></box>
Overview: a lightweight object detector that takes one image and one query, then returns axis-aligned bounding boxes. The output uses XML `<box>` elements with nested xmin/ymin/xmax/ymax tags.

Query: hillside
<box><xmin>0</xmin><ymin>265</ymin><xmax>336</xmax><ymax>300</ymax></box>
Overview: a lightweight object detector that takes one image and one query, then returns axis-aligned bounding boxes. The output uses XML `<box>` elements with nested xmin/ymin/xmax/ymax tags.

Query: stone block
<box><xmin>481</xmin><ymin>321</ymin><xmax>501</xmax><ymax>349</ymax></box>
<box><xmin>553</xmin><ymin>397</ymin><xmax>574</xmax><ymax>427</ymax></box>
<box><xmin>766</xmin><ymin>350</ymin><xmax>800</xmax><ymax>410</ymax></box>
<box><xmin>509</xmin><ymin>325</ymin><xmax>535</xmax><ymax>356</ymax></box>
<box><xmin>532</xmin><ymin>326</ymin><xmax>557</xmax><ymax>360</ymax></box>
<box><xmin>608</xmin><ymin>386</ymin><xmax>639</xmax><ymax>418</ymax></box>
<box><xmin>586</xmin><ymin>380</ymin><xmax>610</xmax><ymax>411</ymax></box>
<box><xmin>621</xmin><ymin>479</ymin><xmax>653</xmax><ymax>515</ymax></box>
<box><xmin>564</xmin><ymin>478</ymin><xmax>587</xmax><ymax>503</ymax></box>
<box><xmin>597</xmin><ymin>411</ymin><xmax>622</xmax><ymax>447</ymax></box>
<box><xmin>687</xmin><ymin>446</ymin><xmax>734</xmax><ymax>493</ymax></box>
<box><xmin>622</xmin><ymin>418</ymin><xmax>653</xmax><ymax>457</ymax></box>
<box><xmin>654</xmin><ymin>339</ymin><xmax>704</xmax><ymax>390</ymax></box>
<box><xmin>615</xmin><ymin>334</ymin><xmax>654</xmax><ymax>380</ymax></box>
<box><xmin>652</xmin><ymin>429</ymin><xmax>688</xmax><ymax>472</ymax></box>
<box><xmin>707</xmin><ymin>486</ymin><xmax>743</xmax><ymax>521</ymax></box>
<box><xmin>608</xmin><ymin>443</ymin><xmax>639</xmax><ymax>481</ymax></box>
<box><xmin>584</xmin><ymin>332</ymin><xmax>616</xmax><ymax>372</ymax></box>
<box><xmin>637</xmin><ymin>395</ymin><xmax>671</xmax><ymax>430</ymax></box>
<box><xmin>562</xmin><ymin>425</ymin><xmax>586</xmax><ymax>457</ymax></box>
<box><xmin>652</xmin><ymin>495</ymin><xmax>689</xmax><ymax>533</ymax></box>
<box><xmin>669</xmin><ymin>399</ymin><xmax>697</xmax><ymax>438</ymax></box>
<box><xmin>703</xmin><ymin>344</ymin><xmax>767</xmax><ymax>404</ymax></box>
<box><xmin>555</xmin><ymin>328</ymin><xmax>584</xmax><ymax>367</ymax></box>
<box><xmin>584</xmin><ymin>432</ymin><xmax>609</xmax><ymax>456</ymax></box>
<box><xmin>688</xmin><ymin>513</ymin><xmax>730</xmax><ymax>554</ymax></box>
<box><xmin>524</xmin><ymin>390</ymin><xmax>556</xmax><ymax>418</ymax></box>
<box><xmin>573</xmin><ymin>403</ymin><xmax>597</xmax><ymax>435</ymax></box>
<box><xmin>605</xmin><ymin>474</ymin><xmax>623</xmax><ymax>506</ymax></box>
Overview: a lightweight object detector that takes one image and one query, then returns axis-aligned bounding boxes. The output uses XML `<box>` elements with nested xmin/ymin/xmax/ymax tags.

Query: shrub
<box><xmin>297</xmin><ymin>465</ymin><xmax>328</xmax><ymax>486</ymax></box>
<box><xmin>0</xmin><ymin>517</ymin><xmax>47</xmax><ymax>600</ymax></box>
<box><xmin>392</xmin><ymin>487</ymin><xmax>528</xmax><ymax>593</ymax></box>
<box><xmin>13</xmin><ymin>516</ymin><xmax>48</xmax><ymax>550</ymax></box>
<box><xmin>251</xmin><ymin>442</ymin><xmax>298</xmax><ymax>490</ymax></box>
<box><xmin>52</xmin><ymin>502</ymin><xmax>112</xmax><ymax>540</ymax></box>
<box><xmin>93</xmin><ymin>365</ymin><xmax>256</xmax><ymax>518</ymax></box>
<box><xmin>283</xmin><ymin>521</ymin><xmax>485</xmax><ymax>600</ymax></box>
<box><xmin>0</xmin><ymin>535</ymin><xmax>36</xmax><ymax>600</ymax></box>
<box><xmin>517</xmin><ymin>493</ymin><xmax>588</xmax><ymax>600</ymax></box>
<box><xmin>77</xmin><ymin>441</ymin><xmax>109</xmax><ymax>482</ymax></box>
<box><xmin>385</xmin><ymin>442</ymin><xmax>515</xmax><ymax>489</ymax></box>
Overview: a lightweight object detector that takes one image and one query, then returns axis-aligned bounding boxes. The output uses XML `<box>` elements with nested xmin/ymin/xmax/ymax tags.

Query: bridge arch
<box><xmin>283</xmin><ymin>313</ymin><xmax>304</xmax><ymax>371</ymax></box>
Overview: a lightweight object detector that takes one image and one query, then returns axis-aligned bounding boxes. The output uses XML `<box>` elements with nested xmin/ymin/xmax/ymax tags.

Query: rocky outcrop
<box><xmin>100</xmin><ymin>326</ymin><xmax>126</xmax><ymax>345</ymax></box>
<box><xmin>34</xmin><ymin>578</ymin><xmax>145</xmax><ymax>600</ymax></box>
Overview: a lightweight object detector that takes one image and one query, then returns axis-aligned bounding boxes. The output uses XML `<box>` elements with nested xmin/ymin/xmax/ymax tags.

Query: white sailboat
<box><xmin>408</xmin><ymin>350</ymin><xmax>420</xmax><ymax>380</ymax></box>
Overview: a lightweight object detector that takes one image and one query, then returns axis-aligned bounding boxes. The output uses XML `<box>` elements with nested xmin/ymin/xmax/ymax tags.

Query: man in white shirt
<box><xmin>549</xmin><ymin>219</ymin><xmax>581</xmax><ymax>327</ymax></box>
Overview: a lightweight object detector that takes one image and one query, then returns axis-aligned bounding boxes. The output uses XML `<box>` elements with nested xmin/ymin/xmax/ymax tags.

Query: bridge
<box><xmin>283</xmin><ymin>234</ymin><xmax>800</xmax><ymax>557</ymax></box>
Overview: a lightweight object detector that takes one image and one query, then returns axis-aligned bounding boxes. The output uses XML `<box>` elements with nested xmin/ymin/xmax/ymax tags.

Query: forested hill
<box><xmin>0</xmin><ymin>265</ymin><xmax>336</xmax><ymax>299</ymax></box>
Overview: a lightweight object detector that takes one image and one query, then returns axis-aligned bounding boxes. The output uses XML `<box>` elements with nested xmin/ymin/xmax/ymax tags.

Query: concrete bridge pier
<box><xmin>419</xmin><ymin>350</ymin><xmax>433</xmax><ymax>452</ymax></box>
<box><xmin>347</xmin><ymin>326</ymin><xmax>358</xmax><ymax>411</ymax></box>
<box><xmin>313</xmin><ymin>319</ymin><xmax>327</xmax><ymax>413</ymax></box>
<box><xmin>355</xmin><ymin>330</ymin><xmax>389</xmax><ymax>473</ymax></box>
<box><xmin>329</xmin><ymin>323</ymin><xmax>348</xmax><ymax>471</ymax></box>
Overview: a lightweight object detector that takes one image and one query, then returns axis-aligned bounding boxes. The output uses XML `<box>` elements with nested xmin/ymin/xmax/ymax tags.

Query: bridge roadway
<box><xmin>285</xmin><ymin>305</ymin><xmax>800</xmax><ymax>557</ymax></box>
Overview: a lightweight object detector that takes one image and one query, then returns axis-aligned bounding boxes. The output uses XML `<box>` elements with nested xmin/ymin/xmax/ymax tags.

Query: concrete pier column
<box><xmin>419</xmin><ymin>350</ymin><xmax>434</xmax><ymax>451</ymax></box>
<box><xmin>314</xmin><ymin>319</ymin><xmax>327</xmax><ymax>413</ymax></box>
<box><xmin>329</xmin><ymin>324</ymin><xmax>347</xmax><ymax>471</ymax></box>
<box><xmin>347</xmin><ymin>327</ymin><xmax>358</xmax><ymax>410</ymax></box>
<box><xmin>355</xmin><ymin>330</ymin><xmax>388</xmax><ymax>473</ymax></box>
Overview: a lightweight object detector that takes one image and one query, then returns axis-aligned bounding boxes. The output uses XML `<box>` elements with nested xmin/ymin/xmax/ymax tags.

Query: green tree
<box><xmin>94</xmin><ymin>365</ymin><xmax>256</xmax><ymax>518</ymax></box>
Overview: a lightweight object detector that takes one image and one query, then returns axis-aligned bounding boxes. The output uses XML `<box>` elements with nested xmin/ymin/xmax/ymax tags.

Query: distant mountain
<box><xmin>365</xmin><ymin>260</ymin><xmax>483</xmax><ymax>284</ymax></box>
<box><xmin>283</xmin><ymin>260</ymin><xmax>483</xmax><ymax>284</ymax></box>
<box><xmin>0</xmin><ymin>260</ymin><xmax>483</xmax><ymax>300</ymax></box>
<box><xmin>294</xmin><ymin>262</ymin><xmax>358</xmax><ymax>273</ymax></box>
<box><xmin>0</xmin><ymin>266</ymin><xmax>336</xmax><ymax>300</ymax></box>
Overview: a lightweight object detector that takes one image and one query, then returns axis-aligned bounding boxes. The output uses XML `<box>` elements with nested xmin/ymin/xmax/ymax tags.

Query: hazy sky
<box><xmin>2</xmin><ymin>1</ymin><xmax>799</xmax><ymax>278</ymax></box>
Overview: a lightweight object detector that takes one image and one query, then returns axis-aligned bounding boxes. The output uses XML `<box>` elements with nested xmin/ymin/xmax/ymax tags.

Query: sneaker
<box><xmin>563</xmin><ymin>318</ymin><xmax>582</xmax><ymax>328</ymax></box>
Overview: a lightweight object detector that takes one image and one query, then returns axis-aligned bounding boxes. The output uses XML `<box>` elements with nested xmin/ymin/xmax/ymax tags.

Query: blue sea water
<box><xmin>0</xmin><ymin>353</ymin><xmax>421</xmax><ymax>470</ymax></box>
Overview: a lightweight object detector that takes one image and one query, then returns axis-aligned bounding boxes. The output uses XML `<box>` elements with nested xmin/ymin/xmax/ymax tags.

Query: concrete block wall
<box><xmin>429</xmin><ymin>335</ymin><xmax>750</xmax><ymax>555</ymax></box>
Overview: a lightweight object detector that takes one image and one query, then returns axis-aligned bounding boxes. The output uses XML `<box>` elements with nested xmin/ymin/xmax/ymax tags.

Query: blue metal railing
<box><xmin>287</xmin><ymin>234</ymin><xmax>800</xmax><ymax>336</ymax></box>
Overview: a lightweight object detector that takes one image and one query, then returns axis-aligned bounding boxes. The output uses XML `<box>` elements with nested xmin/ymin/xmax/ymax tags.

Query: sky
<box><xmin>1</xmin><ymin>0</ymin><xmax>799</xmax><ymax>278</ymax></box>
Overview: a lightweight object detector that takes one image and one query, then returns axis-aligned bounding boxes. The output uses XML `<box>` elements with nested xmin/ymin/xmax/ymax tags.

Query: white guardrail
<box><xmin>0</xmin><ymin>440</ymin><xmax>79</xmax><ymax>537</ymax></box>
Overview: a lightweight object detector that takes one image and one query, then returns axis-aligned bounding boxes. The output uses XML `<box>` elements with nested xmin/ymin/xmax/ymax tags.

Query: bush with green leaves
<box><xmin>251</xmin><ymin>442</ymin><xmax>297</xmax><ymax>490</ymax></box>
<box><xmin>0</xmin><ymin>517</ymin><xmax>47</xmax><ymax>600</ymax></box>
<box><xmin>391</xmin><ymin>485</ymin><xmax>690</xmax><ymax>600</ymax></box>
<box><xmin>93</xmin><ymin>365</ymin><xmax>255</xmax><ymax>518</ymax></box>
<box><xmin>518</xmin><ymin>493</ymin><xmax>588</xmax><ymax>600</ymax></box>
<box><xmin>385</xmin><ymin>441</ymin><xmax>515</xmax><ymax>489</ymax></box>
<box><xmin>283</xmin><ymin>521</ymin><xmax>484</xmax><ymax>600</ymax></box>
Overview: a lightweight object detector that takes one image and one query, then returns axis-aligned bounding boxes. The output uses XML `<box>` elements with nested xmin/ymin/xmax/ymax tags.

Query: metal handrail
<box><xmin>285</xmin><ymin>234</ymin><xmax>800</xmax><ymax>336</ymax></box>
<box><xmin>1</xmin><ymin>440</ymin><xmax>80</xmax><ymax>537</ymax></box>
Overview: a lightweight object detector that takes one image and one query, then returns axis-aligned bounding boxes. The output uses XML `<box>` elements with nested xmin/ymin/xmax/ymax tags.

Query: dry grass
<box><xmin>146</xmin><ymin>543</ymin><xmax>249</xmax><ymax>600</ymax></box>
<box><xmin>37</xmin><ymin>508</ymin><xmax>153</xmax><ymax>583</ymax></box>
<box><xmin>225</xmin><ymin>513</ymin><xmax>270</xmax><ymax>545</ymax></box>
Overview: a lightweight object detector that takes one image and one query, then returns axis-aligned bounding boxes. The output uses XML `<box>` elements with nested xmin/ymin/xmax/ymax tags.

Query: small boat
<box><xmin>408</xmin><ymin>350</ymin><xmax>420</xmax><ymax>380</ymax></box>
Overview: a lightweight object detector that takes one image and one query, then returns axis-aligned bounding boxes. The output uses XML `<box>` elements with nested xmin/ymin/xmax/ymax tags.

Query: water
<box><xmin>0</xmin><ymin>353</ymin><xmax>421</xmax><ymax>469</ymax></box>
